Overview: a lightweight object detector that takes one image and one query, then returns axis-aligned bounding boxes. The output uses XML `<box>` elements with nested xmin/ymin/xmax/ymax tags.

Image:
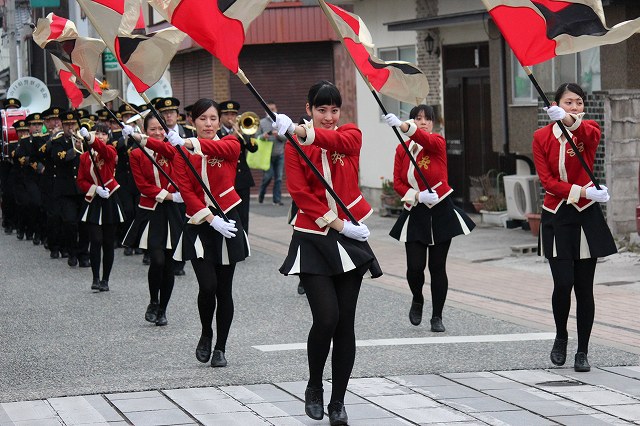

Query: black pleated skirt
<box><xmin>80</xmin><ymin>192</ymin><xmax>125</xmax><ymax>225</ymax></box>
<box><xmin>279</xmin><ymin>228</ymin><xmax>383</xmax><ymax>278</ymax></box>
<box><xmin>122</xmin><ymin>201</ymin><xmax>184</xmax><ymax>250</ymax></box>
<box><xmin>540</xmin><ymin>202</ymin><xmax>617</xmax><ymax>259</ymax></box>
<box><xmin>389</xmin><ymin>197</ymin><xmax>475</xmax><ymax>245</ymax></box>
<box><xmin>173</xmin><ymin>208</ymin><xmax>249</xmax><ymax>264</ymax></box>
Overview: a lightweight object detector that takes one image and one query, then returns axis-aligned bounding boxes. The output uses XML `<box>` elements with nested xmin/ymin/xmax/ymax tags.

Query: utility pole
<box><xmin>7</xmin><ymin>0</ymin><xmax>18</xmax><ymax>84</ymax></box>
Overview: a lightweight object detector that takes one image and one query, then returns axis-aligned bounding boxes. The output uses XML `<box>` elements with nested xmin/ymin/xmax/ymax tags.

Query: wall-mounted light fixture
<box><xmin>424</xmin><ymin>32</ymin><xmax>440</xmax><ymax>58</ymax></box>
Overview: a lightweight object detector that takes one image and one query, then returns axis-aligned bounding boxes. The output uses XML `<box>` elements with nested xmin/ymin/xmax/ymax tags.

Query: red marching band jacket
<box><xmin>285</xmin><ymin>122</ymin><xmax>373</xmax><ymax>234</ymax></box>
<box><xmin>76</xmin><ymin>134</ymin><xmax>119</xmax><ymax>202</ymax></box>
<box><xmin>132</xmin><ymin>137</ymin><xmax>179</xmax><ymax>210</ymax></box>
<box><xmin>532</xmin><ymin>114</ymin><xmax>600</xmax><ymax>214</ymax></box>
<box><xmin>170</xmin><ymin>136</ymin><xmax>242</xmax><ymax>224</ymax></box>
<box><xmin>393</xmin><ymin>121</ymin><xmax>453</xmax><ymax>209</ymax></box>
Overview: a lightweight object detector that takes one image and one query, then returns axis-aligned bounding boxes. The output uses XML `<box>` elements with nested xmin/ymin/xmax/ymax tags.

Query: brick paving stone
<box><xmin>553</xmin><ymin>389</ymin><xmax>639</xmax><ymax>406</ymax></box>
<box><xmin>11</xmin><ymin>419</ymin><xmax>62</xmax><ymax>426</ymax></box>
<box><xmin>472</xmin><ymin>409</ymin><xmax>556</xmax><ymax>426</ymax></box>
<box><xmin>121</xmin><ymin>408</ymin><xmax>194</xmax><ymax>426</ymax></box>
<box><xmin>107</xmin><ymin>396</ymin><xmax>176</xmax><ymax>413</ymax></box>
<box><xmin>391</xmin><ymin>406</ymin><xmax>475</xmax><ymax>423</ymax></box>
<box><xmin>82</xmin><ymin>395</ymin><xmax>125</xmax><ymax>422</ymax></box>
<box><xmin>595</xmin><ymin>404</ymin><xmax>640</xmax><ymax>421</ymax></box>
<box><xmin>106</xmin><ymin>391</ymin><xmax>161</xmax><ymax>401</ymax></box>
<box><xmin>366</xmin><ymin>394</ymin><xmax>441</xmax><ymax>410</ymax></box>
<box><xmin>0</xmin><ymin>401</ymin><xmax>57</xmax><ymax>422</ymax></box>
<box><xmin>440</xmin><ymin>396</ymin><xmax>522</xmax><ymax>413</ymax></box>
<box><xmin>346</xmin><ymin>378</ymin><xmax>413</xmax><ymax>397</ymax></box>
<box><xmin>413</xmin><ymin>385</ymin><xmax>487</xmax><ymax>400</ymax></box>
<box><xmin>245</xmin><ymin>402</ymin><xmax>291</xmax><ymax>418</ymax></box>
<box><xmin>171</xmin><ymin>397</ymin><xmax>250</xmax><ymax>415</ymax></box>
<box><xmin>337</xmin><ymin>402</ymin><xmax>397</xmax><ymax>420</ymax></box>
<box><xmin>193</xmin><ymin>411</ymin><xmax>269</xmax><ymax>425</ymax></box>
<box><xmin>163</xmin><ymin>387</ymin><xmax>229</xmax><ymax>402</ymax></box>
<box><xmin>548</xmin><ymin>413</ymin><xmax>634</xmax><ymax>425</ymax></box>
<box><xmin>48</xmin><ymin>396</ymin><xmax>109</xmax><ymax>425</ymax></box>
<box><xmin>242</xmin><ymin>384</ymin><xmax>298</xmax><ymax>402</ymax></box>
<box><xmin>388</xmin><ymin>374</ymin><xmax>458</xmax><ymax>387</ymax></box>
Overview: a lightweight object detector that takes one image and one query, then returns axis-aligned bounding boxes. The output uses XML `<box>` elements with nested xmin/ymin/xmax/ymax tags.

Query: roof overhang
<box><xmin>385</xmin><ymin>10</ymin><xmax>488</xmax><ymax>31</ymax></box>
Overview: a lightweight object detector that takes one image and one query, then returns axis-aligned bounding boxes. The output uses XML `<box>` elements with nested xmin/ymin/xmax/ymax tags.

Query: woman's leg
<box><xmin>427</xmin><ymin>240</ymin><xmax>451</xmax><ymax>319</ymax></box>
<box><xmin>213</xmin><ymin>264</ymin><xmax>236</xmax><ymax>352</ymax></box>
<box><xmin>100</xmin><ymin>224</ymin><xmax>116</xmax><ymax>281</ymax></box>
<box><xmin>548</xmin><ymin>258</ymin><xmax>574</xmax><ymax>341</ymax></box>
<box><xmin>573</xmin><ymin>258</ymin><xmax>597</xmax><ymax>353</ymax></box>
<box><xmin>191</xmin><ymin>258</ymin><xmax>218</xmax><ymax>338</ymax></box>
<box><xmin>147</xmin><ymin>248</ymin><xmax>164</xmax><ymax>305</ymax></box>
<box><xmin>88</xmin><ymin>224</ymin><xmax>103</xmax><ymax>280</ymax></box>
<box><xmin>159</xmin><ymin>249</ymin><xmax>176</xmax><ymax>311</ymax></box>
<box><xmin>330</xmin><ymin>270</ymin><xmax>362</xmax><ymax>404</ymax></box>
<box><xmin>405</xmin><ymin>241</ymin><xmax>428</xmax><ymax>304</ymax></box>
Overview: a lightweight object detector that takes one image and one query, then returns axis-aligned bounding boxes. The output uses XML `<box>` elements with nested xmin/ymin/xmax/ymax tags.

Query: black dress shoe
<box><xmin>50</xmin><ymin>250</ymin><xmax>60</xmax><ymax>259</ymax></box>
<box><xmin>430</xmin><ymin>317</ymin><xmax>446</xmax><ymax>332</ymax></box>
<box><xmin>99</xmin><ymin>280</ymin><xmax>109</xmax><ymax>292</ymax></box>
<box><xmin>174</xmin><ymin>268</ymin><xmax>185</xmax><ymax>276</ymax></box>
<box><xmin>409</xmin><ymin>301</ymin><xmax>423</xmax><ymax>326</ymax></box>
<box><xmin>123</xmin><ymin>247</ymin><xmax>133</xmax><ymax>256</ymax></box>
<box><xmin>142</xmin><ymin>253</ymin><xmax>151</xmax><ymax>265</ymax></box>
<box><xmin>145</xmin><ymin>302</ymin><xmax>159</xmax><ymax>323</ymax></box>
<box><xmin>79</xmin><ymin>259</ymin><xmax>91</xmax><ymax>268</ymax></box>
<box><xmin>33</xmin><ymin>237</ymin><xmax>40</xmax><ymax>246</ymax></box>
<box><xmin>297</xmin><ymin>282</ymin><xmax>305</xmax><ymax>295</ymax></box>
<box><xmin>3</xmin><ymin>227</ymin><xmax>12</xmax><ymax>234</ymax></box>
<box><xmin>550</xmin><ymin>338</ymin><xmax>568</xmax><ymax>366</ymax></box>
<box><xmin>574</xmin><ymin>352</ymin><xmax>591</xmax><ymax>372</ymax></box>
<box><xmin>304</xmin><ymin>386</ymin><xmax>324</xmax><ymax>420</ymax></box>
<box><xmin>68</xmin><ymin>256</ymin><xmax>78</xmax><ymax>267</ymax></box>
<box><xmin>328</xmin><ymin>401</ymin><xmax>348</xmax><ymax>426</ymax></box>
<box><xmin>134</xmin><ymin>248</ymin><xmax>144</xmax><ymax>255</ymax></box>
<box><xmin>16</xmin><ymin>231</ymin><xmax>24</xmax><ymax>240</ymax></box>
<box><xmin>210</xmin><ymin>349</ymin><xmax>227</xmax><ymax>367</ymax></box>
<box><xmin>155</xmin><ymin>308</ymin><xmax>168</xmax><ymax>326</ymax></box>
<box><xmin>196</xmin><ymin>336</ymin><xmax>212</xmax><ymax>363</ymax></box>
<box><xmin>91</xmin><ymin>279</ymin><xmax>100</xmax><ymax>291</ymax></box>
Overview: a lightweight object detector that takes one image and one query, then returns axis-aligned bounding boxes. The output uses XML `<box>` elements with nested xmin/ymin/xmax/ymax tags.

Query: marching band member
<box><xmin>77</xmin><ymin>123</ymin><xmax>124</xmax><ymax>292</ymax></box>
<box><xmin>383</xmin><ymin>106</ymin><xmax>475</xmax><ymax>332</ymax></box>
<box><xmin>534</xmin><ymin>83</ymin><xmax>617</xmax><ymax>372</ymax></box>
<box><xmin>275</xmin><ymin>81</ymin><xmax>381</xmax><ymax>426</ymax></box>
<box><xmin>168</xmin><ymin>98</ymin><xmax>249</xmax><ymax>368</ymax></box>
<box><xmin>122</xmin><ymin>114</ymin><xmax>184</xmax><ymax>326</ymax></box>
<box><xmin>1</xmin><ymin>119</ymin><xmax>29</xmax><ymax>235</ymax></box>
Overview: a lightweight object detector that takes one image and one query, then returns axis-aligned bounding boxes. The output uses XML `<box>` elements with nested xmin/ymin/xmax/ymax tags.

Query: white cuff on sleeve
<box><xmin>138</xmin><ymin>134</ymin><xmax>148</xmax><ymax>147</ymax></box>
<box><xmin>189</xmin><ymin>138</ymin><xmax>204</xmax><ymax>156</ymax></box>
<box><xmin>314</xmin><ymin>209</ymin><xmax>338</xmax><ymax>228</ymax></box>
<box><xmin>298</xmin><ymin>120</ymin><xmax>315</xmax><ymax>146</ymax></box>
<box><xmin>188</xmin><ymin>207</ymin><xmax>210</xmax><ymax>225</ymax></box>
<box><xmin>86</xmin><ymin>184</ymin><xmax>97</xmax><ymax>201</ymax></box>
<box><xmin>155</xmin><ymin>189</ymin><xmax>169</xmax><ymax>203</ymax></box>
<box><xmin>401</xmin><ymin>188</ymin><xmax>419</xmax><ymax>206</ymax></box>
<box><xmin>566</xmin><ymin>112</ymin><xmax>585</xmax><ymax>131</ymax></box>
<box><xmin>404</xmin><ymin>120</ymin><xmax>418</xmax><ymax>137</ymax></box>
<box><xmin>568</xmin><ymin>184</ymin><xmax>582</xmax><ymax>204</ymax></box>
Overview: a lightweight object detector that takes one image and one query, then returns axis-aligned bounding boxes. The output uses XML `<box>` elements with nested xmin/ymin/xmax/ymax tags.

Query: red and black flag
<box><xmin>319</xmin><ymin>0</ymin><xmax>429</xmax><ymax>105</ymax></box>
<box><xmin>148</xmin><ymin>0</ymin><xmax>270</xmax><ymax>74</ymax></box>
<box><xmin>482</xmin><ymin>0</ymin><xmax>640</xmax><ymax>66</ymax></box>
<box><xmin>32</xmin><ymin>13</ymin><xmax>105</xmax><ymax>91</ymax></box>
<box><xmin>76</xmin><ymin>0</ymin><xmax>185</xmax><ymax>93</ymax></box>
<box><xmin>51</xmin><ymin>56</ymin><xmax>118</xmax><ymax>108</ymax></box>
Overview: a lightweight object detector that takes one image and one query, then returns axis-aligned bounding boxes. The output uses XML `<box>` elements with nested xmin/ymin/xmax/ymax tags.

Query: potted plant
<box><xmin>470</xmin><ymin>171</ymin><xmax>508</xmax><ymax>224</ymax></box>
<box><xmin>525</xmin><ymin>189</ymin><xmax>543</xmax><ymax>237</ymax></box>
<box><xmin>380</xmin><ymin>178</ymin><xmax>403</xmax><ymax>217</ymax></box>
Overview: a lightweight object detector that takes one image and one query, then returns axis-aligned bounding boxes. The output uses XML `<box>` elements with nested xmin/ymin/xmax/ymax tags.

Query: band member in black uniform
<box><xmin>383</xmin><ymin>107</ymin><xmax>475</xmax><ymax>332</ymax></box>
<box><xmin>534</xmin><ymin>83</ymin><xmax>617</xmax><ymax>372</ymax></box>
<box><xmin>77</xmin><ymin>124</ymin><xmax>124</xmax><ymax>292</ymax></box>
<box><xmin>14</xmin><ymin>112</ymin><xmax>45</xmax><ymax>243</ymax></box>
<box><xmin>169</xmin><ymin>98</ymin><xmax>249</xmax><ymax>368</ymax></box>
<box><xmin>216</xmin><ymin>100</ymin><xmax>258</xmax><ymax>233</ymax></box>
<box><xmin>50</xmin><ymin>110</ymin><xmax>91</xmax><ymax>268</ymax></box>
<box><xmin>122</xmin><ymin>114</ymin><xmax>185</xmax><ymax>326</ymax></box>
<box><xmin>275</xmin><ymin>81</ymin><xmax>381</xmax><ymax>425</ymax></box>
<box><xmin>2</xmin><ymin>98</ymin><xmax>21</xmax><ymax>109</ymax></box>
<box><xmin>1</xmin><ymin>119</ymin><xmax>28</xmax><ymax>234</ymax></box>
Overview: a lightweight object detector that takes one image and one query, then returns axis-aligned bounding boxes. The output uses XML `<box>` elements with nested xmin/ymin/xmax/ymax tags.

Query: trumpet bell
<box><xmin>238</xmin><ymin>111</ymin><xmax>260</xmax><ymax>136</ymax></box>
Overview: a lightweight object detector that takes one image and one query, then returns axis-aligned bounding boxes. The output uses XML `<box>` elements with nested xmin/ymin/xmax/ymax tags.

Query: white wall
<box><xmin>352</xmin><ymin>0</ymin><xmax>417</xmax><ymax>189</ymax></box>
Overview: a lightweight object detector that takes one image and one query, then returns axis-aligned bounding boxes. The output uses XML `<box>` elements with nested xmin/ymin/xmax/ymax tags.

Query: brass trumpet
<box><xmin>237</xmin><ymin>111</ymin><xmax>260</xmax><ymax>136</ymax></box>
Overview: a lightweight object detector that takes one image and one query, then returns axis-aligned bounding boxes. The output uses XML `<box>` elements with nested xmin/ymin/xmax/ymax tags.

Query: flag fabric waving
<box><xmin>32</xmin><ymin>13</ymin><xmax>105</xmax><ymax>91</ymax></box>
<box><xmin>148</xmin><ymin>0</ymin><xmax>270</xmax><ymax>74</ymax></box>
<box><xmin>51</xmin><ymin>55</ymin><xmax>118</xmax><ymax>108</ymax></box>
<box><xmin>76</xmin><ymin>0</ymin><xmax>185</xmax><ymax>93</ymax></box>
<box><xmin>482</xmin><ymin>0</ymin><xmax>640</xmax><ymax>66</ymax></box>
<box><xmin>318</xmin><ymin>1</ymin><xmax>429</xmax><ymax>105</ymax></box>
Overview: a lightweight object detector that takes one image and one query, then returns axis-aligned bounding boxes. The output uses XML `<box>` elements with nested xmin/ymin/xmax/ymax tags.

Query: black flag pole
<box><xmin>235</xmin><ymin>68</ymin><xmax>360</xmax><ymax>225</ymax></box>
<box><xmin>522</xmin><ymin>65</ymin><xmax>601</xmax><ymax>190</ymax></box>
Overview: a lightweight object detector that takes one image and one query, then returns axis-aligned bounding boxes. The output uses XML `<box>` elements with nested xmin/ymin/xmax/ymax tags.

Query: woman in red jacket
<box><xmin>383</xmin><ymin>105</ymin><xmax>475</xmax><ymax>333</ymax></box>
<box><xmin>533</xmin><ymin>83</ymin><xmax>616</xmax><ymax>372</ymax></box>
<box><xmin>122</xmin><ymin>113</ymin><xmax>184</xmax><ymax>326</ymax></box>
<box><xmin>274</xmin><ymin>81</ymin><xmax>381</xmax><ymax>426</ymax></box>
<box><xmin>77</xmin><ymin>123</ymin><xmax>124</xmax><ymax>292</ymax></box>
<box><xmin>163</xmin><ymin>98</ymin><xmax>249</xmax><ymax>369</ymax></box>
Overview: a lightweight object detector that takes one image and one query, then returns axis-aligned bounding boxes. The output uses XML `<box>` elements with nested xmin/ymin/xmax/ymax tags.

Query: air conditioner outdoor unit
<box><xmin>504</xmin><ymin>175</ymin><xmax>540</xmax><ymax>220</ymax></box>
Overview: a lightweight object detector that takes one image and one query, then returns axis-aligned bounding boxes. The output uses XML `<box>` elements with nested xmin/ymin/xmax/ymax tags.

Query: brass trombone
<box><xmin>237</xmin><ymin>111</ymin><xmax>260</xmax><ymax>136</ymax></box>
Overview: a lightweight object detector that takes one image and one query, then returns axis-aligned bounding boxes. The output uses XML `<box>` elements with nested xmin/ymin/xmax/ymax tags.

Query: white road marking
<box><xmin>253</xmin><ymin>333</ymin><xmax>557</xmax><ymax>352</ymax></box>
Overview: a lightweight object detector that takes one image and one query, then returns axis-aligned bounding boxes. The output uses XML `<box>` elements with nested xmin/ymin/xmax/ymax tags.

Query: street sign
<box><xmin>30</xmin><ymin>0</ymin><xmax>61</xmax><ymax>6</ymax></box>
<box><xmin>103</xmin><ymin>50</ymin><xmax>120</xmax><ymax>71</ymax></box>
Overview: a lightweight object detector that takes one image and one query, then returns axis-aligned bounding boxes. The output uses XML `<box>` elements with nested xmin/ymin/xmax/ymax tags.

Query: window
<box><xmin>512</xmin><ymin>47</ymin><xmax>600</xmax><ymax>104</ymax></box>
<box><xmin>378</xmin><ymin>46</ymin><xmax>417</xmax><ymax>119</ymax></box>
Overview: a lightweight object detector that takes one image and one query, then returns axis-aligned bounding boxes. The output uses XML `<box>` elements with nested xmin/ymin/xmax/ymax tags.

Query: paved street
<box><xmin>1</xmin><ymin>201</ymin><xmax>640</xmax><ymax>425</ymax></box>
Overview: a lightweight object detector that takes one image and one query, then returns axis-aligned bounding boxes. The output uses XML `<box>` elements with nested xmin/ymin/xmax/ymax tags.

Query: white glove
<box><xmin>339</xmin><ymin>220</ymin><xmax>370</xmax><ymax>241</ymax></box>
<box><xmin>585</xmin><ymin>185</ymin><xmax>609</xmax><ymax>203</ymax></box>
<box><xmin>96</xmin><ymin>186</ymin><xmax>110</xmax><ymax>199</ymax></box>
<box><xmin>79</xmin><ymin>127</ymin><xmax>90</xmax><ymax>139</ymax></box>
<box><xmin>210</xmin><ymin>216</ymin><xmax>237</xmax><ymax>238</ymax></box>
<box><xmin>383</xmin><ymin>113</ymin><xmax>403</xmax><ymax>127</ymax></box>
<box><xmin>166</xmin><ymin>130</ymin><xmax>185</xmax><ymax>147</ymax></box>
<box><xmin>272</xmin><ymin>113</ymin><xmax>294</xmax><ymax>136</ymax></box>
<box><xmin>418</xmin><ymin>189</ymin><xmax>439</xmax><ymax>205</ymax></box>
<box><xmin>544</xmin><ymin>105</ymin><xmax>566</xmax><ymax>122</ymax></box>
<box><xmin>121</xmin><ymin>124</ymin><xmax>134</xmax><ymax>138</ymax></box>
<box><xmin>171</xmin><ymin>192</ymin><xmax>183</xmax><ymax>203</ymax></box>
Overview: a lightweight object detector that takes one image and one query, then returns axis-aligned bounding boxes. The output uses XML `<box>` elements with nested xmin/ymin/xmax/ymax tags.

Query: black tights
<box><xmin>191</xmin><ymin>259</ymin><xmax>235</xmax><ymax>352</ymax></box>
<box><xmin>405</xmin><ymin>240</ymin><xmax>451</xmax><ymax>318</ymax></box>
<box><xmin>89</xmin><ymin>223</ymin><xmax>116</xmax><ymax>281</ymax></box>
<box><xmin>548</xmin><ymin>258</ymin><xmax>597</xmax><ymax>353</ymax></box>
<box><xmin>148</xmin><ymin>248</ymin><xmax>175</xmax><ymax>310</ymax></box>
<box><xmin>301</xmin><ymin>271</ymin><xmax>362</xmax><ymax>404</ymax></box>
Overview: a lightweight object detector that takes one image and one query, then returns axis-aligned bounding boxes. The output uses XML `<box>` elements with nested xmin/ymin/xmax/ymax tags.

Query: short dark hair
<box><xmin>94</xmin><ymin>123</ymin><xmax>110</xmax><ymax>134</ymax></box>
<box><xmin>409</xmin><ymin>104</ymin><xmax>435</xmax><ymax>121</ymax></box>
<box><xmin>190</xmin><ymin>98</ymin><xmax>219</xmax><ymax>120</ymax></box>
<box><xmin>554</xmin><ymin>83</ymin><xmax>586</xmax><ymax>104</ymax></box>
<box><xmin>307</xmin><ymin>80</ymin><xmax>342</xmax><ymax>108</ymax></box>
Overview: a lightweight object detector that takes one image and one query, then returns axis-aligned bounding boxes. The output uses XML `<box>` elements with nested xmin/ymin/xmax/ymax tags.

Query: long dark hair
<box><xmin>190</xmin><ymin>98</ymin><xmax>219</xmax><ymax>120</ymax></box>
<box><xmin>554</xmin><ymin>83</ymin><xmax>586</xmax><ymax>104</ymax></box>
<box><xmin>307</xmin><ymin>80</ymin><xmax>342</xmax><ymax>108</ymax></box>
<box><xmin>409</xmin><ymin>104</ymin><xmax>435</xmax><ymax>121</ymax></box>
